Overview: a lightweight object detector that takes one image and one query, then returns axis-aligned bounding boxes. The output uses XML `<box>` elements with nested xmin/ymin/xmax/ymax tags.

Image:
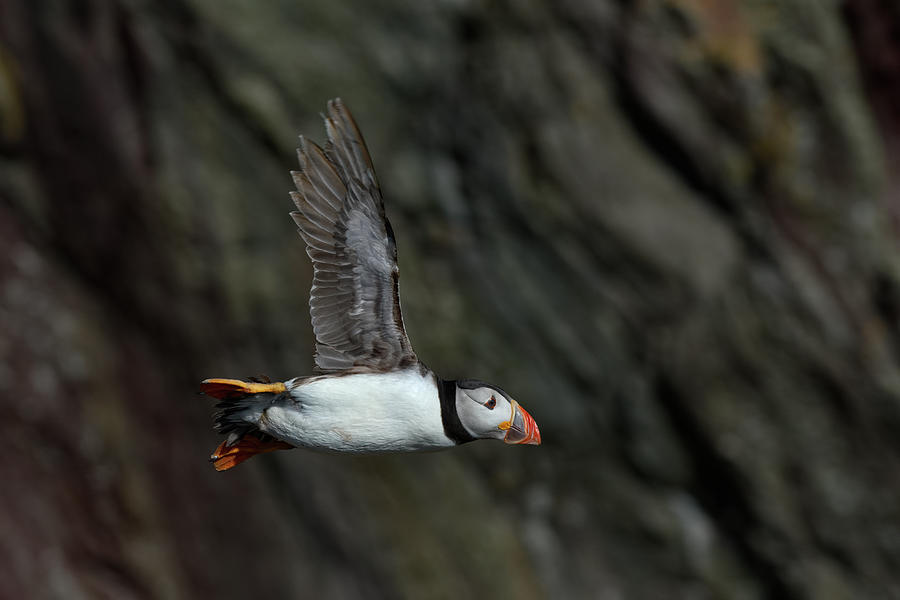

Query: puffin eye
<box><xmin>485</xmin><ymin>395</ymin><xmax>496</xmax><ymax>410</ymax></box>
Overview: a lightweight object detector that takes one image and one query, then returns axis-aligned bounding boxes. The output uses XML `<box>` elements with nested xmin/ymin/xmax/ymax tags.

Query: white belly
<box><xmin>260</xmin><ymin>368</ymin><xmax>454</xmax><ymax>453</ymax></box>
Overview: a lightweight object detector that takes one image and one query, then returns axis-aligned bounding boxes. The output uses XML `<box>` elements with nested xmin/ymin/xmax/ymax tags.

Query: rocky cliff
<box><xmin>1</xmin><ymin>0</ymin><xmax>899</xmax><ymax>598</ymax></box>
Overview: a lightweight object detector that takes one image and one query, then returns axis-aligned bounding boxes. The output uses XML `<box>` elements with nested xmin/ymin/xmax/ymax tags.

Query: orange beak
<box><xmin>502</xmin><ymin>401</ymin><xmax>541</xmax><ymax>445</ymax></box>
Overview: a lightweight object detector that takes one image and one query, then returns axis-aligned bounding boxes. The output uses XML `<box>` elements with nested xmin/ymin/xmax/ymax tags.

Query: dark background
<box><xmin>2</xmin><ymin>0</ymin><xmax>900</xmax><ymax>598</ymax></box>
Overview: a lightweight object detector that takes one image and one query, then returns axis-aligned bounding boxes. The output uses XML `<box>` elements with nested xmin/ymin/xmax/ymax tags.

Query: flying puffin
<box><xmin>201</xmin><ymin>99</ymin><xmax>541</xmax><ymax>470</ymax></box>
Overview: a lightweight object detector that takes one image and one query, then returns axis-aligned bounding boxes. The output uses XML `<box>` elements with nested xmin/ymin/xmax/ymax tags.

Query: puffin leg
<box><xmin>209</xmin><ymin>435</ymin><xmax>293</xmax><ymax>471</ymax></box>
<box><xmin>200</xmin><ymin>378</ymin><xmax>286</xmax><ymax>399</ymax></box>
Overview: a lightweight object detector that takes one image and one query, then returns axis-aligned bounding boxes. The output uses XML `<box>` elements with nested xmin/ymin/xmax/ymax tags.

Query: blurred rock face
<box><xmin>1</xmin><ymin>0</ymin><xmax>899</xmax><ymax>598</ymax></box>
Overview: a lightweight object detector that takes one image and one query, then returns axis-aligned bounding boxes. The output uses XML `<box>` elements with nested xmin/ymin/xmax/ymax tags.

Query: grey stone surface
<box><xmin>1</xmin><ymin>0</ymin><xmax>899</xmax><ymax>598</ymax></box>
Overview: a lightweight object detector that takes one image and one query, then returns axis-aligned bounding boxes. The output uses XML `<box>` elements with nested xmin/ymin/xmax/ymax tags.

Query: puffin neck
<box><xmin>438</xmin><ymin>378</ymin><xmax>475</xmax><ymax>444</ymax></box>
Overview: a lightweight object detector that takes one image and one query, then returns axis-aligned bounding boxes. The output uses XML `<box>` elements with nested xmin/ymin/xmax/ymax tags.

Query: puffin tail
<box><xmin>200</xmin><ymin>378</ymin><xmax>293</xmax><ymax>471</ymax></box>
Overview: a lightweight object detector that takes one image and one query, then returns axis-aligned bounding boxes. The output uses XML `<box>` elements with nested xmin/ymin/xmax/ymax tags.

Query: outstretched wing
<box><xmin>290</xmin><ymin>99</ymin><xmax>417</xmax><ymax>372</ymax></box>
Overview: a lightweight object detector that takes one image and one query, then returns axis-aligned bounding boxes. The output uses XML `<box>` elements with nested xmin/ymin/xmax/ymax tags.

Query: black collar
<box><xmin>438</xmin><ymin>378</ymin><xmax>475</xmax><ymax>444</ymax></box>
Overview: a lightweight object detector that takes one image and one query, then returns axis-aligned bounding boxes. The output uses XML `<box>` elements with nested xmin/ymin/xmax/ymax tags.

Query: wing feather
<box><xmin>290</xmin><ymin>99</ymin><xmax>417</xmax><ymax>372</ymax></box>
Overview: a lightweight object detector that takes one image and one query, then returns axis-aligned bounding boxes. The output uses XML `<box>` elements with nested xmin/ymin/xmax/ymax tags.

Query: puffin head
<box><xmin>455</xmin><ymin>380</ymin><xmax>541</xmax><ymax>445</ymax></box>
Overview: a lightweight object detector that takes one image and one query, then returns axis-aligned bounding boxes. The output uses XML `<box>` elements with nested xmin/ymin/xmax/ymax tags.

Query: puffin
<box><xmin>201</xmin><ymin>99</ymin><xmax>541</xmax><ymax>470</ymax></box>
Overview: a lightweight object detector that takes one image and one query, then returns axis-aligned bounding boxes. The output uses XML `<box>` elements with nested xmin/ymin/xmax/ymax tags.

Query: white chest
<box><xmin>261</xmin><ymin>369</ymin><xmax>455</xmax><ymax>453</ymax></box>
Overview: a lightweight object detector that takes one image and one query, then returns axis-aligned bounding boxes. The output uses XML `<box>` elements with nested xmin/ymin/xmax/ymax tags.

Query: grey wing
<box><xmin>289</xmin><ymin>98</ymin><xmax>417</xmax><ymax>372</ymax></box>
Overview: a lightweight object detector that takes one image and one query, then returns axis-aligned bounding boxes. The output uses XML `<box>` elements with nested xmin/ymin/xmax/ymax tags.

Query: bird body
<box><xmin>201</xmin><ymin>99</ymin><xmax>540</xmax><ymax>470</ymax></box>
<box><xmin>272</xmin><ymin>368</ymin><xmax>453</xmax><ymax>453</ymax></box>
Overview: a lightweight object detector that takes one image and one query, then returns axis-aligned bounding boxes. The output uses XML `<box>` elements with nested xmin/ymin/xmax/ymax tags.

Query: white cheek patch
<box><xmin>498</xmin><ymin>400</ymin><xmax>517</xmax><ymax>431</ymax></box>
